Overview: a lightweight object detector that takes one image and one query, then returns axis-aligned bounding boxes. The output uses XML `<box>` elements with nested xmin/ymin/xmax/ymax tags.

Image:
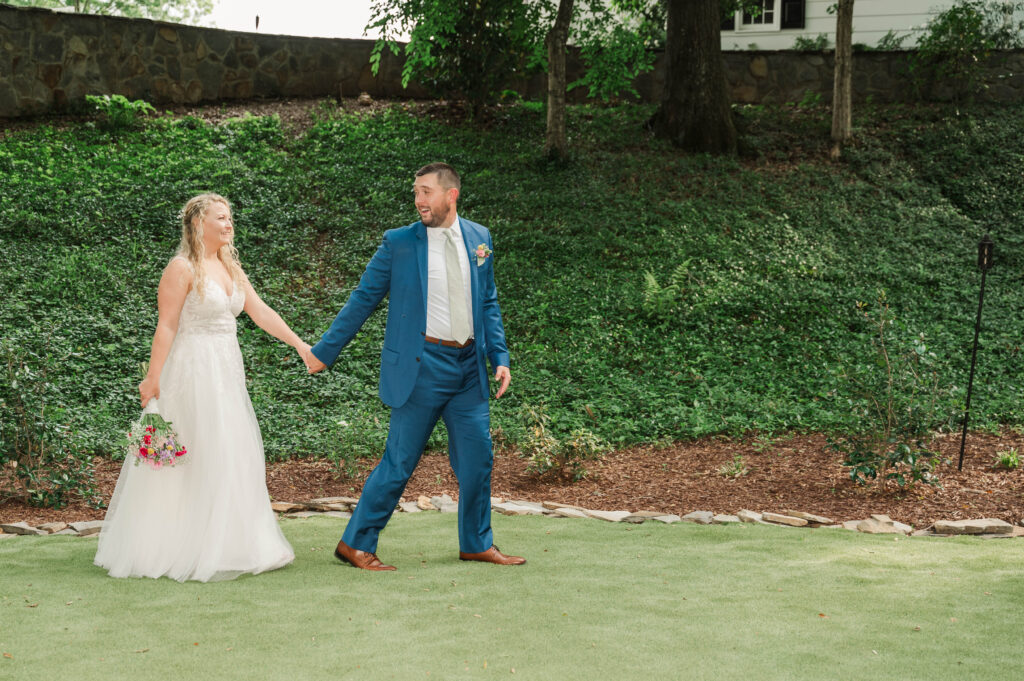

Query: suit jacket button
<box><xmin>416</xmin><ymin>357</ymin><xmax>420</xmax><ymax>362</ymax></box>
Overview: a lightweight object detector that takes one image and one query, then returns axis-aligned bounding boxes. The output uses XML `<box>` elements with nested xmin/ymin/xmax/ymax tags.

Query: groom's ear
<box><xmin>447</xmin><ymin>187</ymin><xmax>460</xmax><ymax>204</ymax></box>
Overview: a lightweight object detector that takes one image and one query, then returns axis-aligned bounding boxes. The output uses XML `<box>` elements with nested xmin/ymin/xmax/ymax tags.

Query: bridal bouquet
<box><xmin>125</xmin><ymin>399</ymin><xmax>188</xmax><ymax>469</ymax></box>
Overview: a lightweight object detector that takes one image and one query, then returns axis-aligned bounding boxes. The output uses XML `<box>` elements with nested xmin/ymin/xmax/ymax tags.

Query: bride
<box><xmin>95</xmin><ymin>193</ymin><xmax>307</xmax><ymax>582</ymax></box>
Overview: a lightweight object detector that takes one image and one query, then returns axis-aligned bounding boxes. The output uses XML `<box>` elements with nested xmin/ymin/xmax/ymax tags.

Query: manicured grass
<box><xmin>1</xmin><ymin>514</ymin><xmax>1021</xmax><ymax>680</ymax></box>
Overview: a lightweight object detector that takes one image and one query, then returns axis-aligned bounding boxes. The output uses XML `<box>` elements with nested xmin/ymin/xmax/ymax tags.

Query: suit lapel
<box><xmin>414</xmin><ymin>221</ymin><xmax>428</xmax><ymax>316</ymax></box>
<box><xmin>459</xmin><ymin>217</ymin><xmax>482</xmax><ymax>327</ymax></box>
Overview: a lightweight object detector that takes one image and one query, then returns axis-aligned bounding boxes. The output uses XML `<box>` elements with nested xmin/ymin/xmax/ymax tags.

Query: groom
<box><xmin>303</xmin><ymin>163</ymin><xmax>524</xmax><ymax>571</ymax></box>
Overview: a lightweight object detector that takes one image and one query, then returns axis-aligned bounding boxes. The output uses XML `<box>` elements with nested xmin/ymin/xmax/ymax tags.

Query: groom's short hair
<box><xmin>416</xmin><ymin>162</ymin><xmax>461</xmax><ymax>191</ymax></box>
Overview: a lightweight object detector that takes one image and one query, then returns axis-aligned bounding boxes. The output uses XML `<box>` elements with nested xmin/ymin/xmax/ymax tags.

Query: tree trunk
<box><xmin>830</xmin><ymin>0</ymin><xmax>854</xmax><ymax>159</ymax></box>
<box><xmin>650</xmin><ymin>0</ymin><xmax>736</xmax><ymax>154</ymax></box>
<box><xmin>545</xmin><ymin>0</ymin><xmax>575</xmax><ymax>159</ymax></box>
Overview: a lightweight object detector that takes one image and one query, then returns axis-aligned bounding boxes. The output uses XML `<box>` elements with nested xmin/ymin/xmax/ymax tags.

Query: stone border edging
<box><xmin>4</xmin><ymin>497</ymin><xmax>1022</xmax><ymax>539</ymax></box>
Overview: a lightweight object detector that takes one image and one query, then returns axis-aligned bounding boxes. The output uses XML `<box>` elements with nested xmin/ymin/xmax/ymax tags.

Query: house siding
<box><xmin>722</xmin><ymin>0</ymin><xmax>952</xmax><ymax>50</ymax></box>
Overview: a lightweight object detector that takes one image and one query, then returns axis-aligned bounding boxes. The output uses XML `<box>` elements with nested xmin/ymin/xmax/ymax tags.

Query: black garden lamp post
<box><xmin>958</xmin><ymin>234</ymin><xmax>994</xmax><ymax>471</ymax></box>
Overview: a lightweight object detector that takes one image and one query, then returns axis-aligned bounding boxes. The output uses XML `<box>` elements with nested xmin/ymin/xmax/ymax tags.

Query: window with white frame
<box><xmin>741</xmin><ymin>0</ymin><xmax>778</xmax><ymax>29</ymax></box>
<box><xmin>722</xmin><ymin>0</ymin><xmax>805</xmax><ymax>33</ymax></box>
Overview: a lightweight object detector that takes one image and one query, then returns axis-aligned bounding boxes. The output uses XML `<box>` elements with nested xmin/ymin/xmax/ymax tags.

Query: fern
<box><xmin>642</xmin><ymin>267</ymin><xmax>686</xmax><ymax>319</ymax></box>
<box><xmin>669</xmin><ymin>258</ymin><xmax>693</xmax><ymax>290</ymax></box>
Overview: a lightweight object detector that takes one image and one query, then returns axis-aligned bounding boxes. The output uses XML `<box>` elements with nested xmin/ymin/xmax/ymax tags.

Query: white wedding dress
<box><xmin>95</xmin><ymin>259</ymin><xmax>294</xmax><ymax>582</ymax></box>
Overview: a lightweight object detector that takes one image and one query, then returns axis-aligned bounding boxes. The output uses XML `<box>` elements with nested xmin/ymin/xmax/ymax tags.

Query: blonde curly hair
<box><xmin>176</xmin><ymin>193</ymin><xmax>244</xmax><ymax>299</ymax></box>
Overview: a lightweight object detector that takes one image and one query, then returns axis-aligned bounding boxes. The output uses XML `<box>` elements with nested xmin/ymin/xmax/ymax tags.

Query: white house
<box><xmin>720</xmin><ymin>0</ymin><xmax>959</xmax><ymax>50</ymax></box>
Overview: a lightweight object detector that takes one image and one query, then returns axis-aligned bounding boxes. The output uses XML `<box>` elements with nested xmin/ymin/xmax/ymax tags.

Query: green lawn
<box><xmin>2</xmin><ymin>514</ymin><xmax>1021</xmax><ymax>680</ymax></box>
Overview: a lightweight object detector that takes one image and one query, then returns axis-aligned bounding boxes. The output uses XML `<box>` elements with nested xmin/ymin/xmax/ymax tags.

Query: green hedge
<box><xmin>1</xmin><ymin>102</ymin><xmax>1021</xmax><ymax>472</ymax></box>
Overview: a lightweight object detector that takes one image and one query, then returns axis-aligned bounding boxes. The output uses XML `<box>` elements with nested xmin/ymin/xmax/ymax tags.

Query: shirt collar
<box><xmin>426</xmin><ymin>213</ymin><xmax>461</xmax><ymax>238</ymax></box>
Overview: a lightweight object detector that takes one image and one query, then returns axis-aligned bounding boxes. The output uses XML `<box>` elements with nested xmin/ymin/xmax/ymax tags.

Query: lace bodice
<box><xmin>174</xmin><ymin>258</ymin><xmax>245</xmax><ymax>337</ymax></box>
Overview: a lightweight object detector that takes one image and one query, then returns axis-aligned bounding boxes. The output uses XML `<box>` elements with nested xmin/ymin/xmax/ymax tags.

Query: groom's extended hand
<box><xmin>494</xmin><ymin>366</ymin><xmax>510</xmax><ymax>399</ymax></box>
<box><xmin>302</xmin><ymin>346</ymin><xmax>327</xmax><ymax>374</ymax></box>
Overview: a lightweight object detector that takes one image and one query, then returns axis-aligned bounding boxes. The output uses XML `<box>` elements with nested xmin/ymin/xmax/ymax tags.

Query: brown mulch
<box><xmin>4</xmin><ymin>431</ymin><xmax>1022</xmax><ymax>529</ymax></box>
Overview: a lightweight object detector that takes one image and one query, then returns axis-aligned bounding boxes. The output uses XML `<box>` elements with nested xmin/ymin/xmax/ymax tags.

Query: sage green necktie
<box><xmin>445</xmin><ymin>228</ymin><xmax>471</xmax><ymax>344</ymax></box>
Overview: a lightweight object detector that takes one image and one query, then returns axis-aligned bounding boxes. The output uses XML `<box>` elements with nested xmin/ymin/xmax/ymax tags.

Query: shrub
<box><xmin>368</xmin><ymin>0</ymin><xmax>545</xmax><ymax>116</ymax></box>
<box><xmin>520</xmin><ymin>404</ymin><xmax>606</xmax><ymax>482</ymax></box>
<box><xmin>570</xmin><ymin>21</ymin><xmax>657</xmax><ymax>102</ymax></box>
<box><xmin>876</xmin><ymin>29</ymin><xmax>910</xmax><ymax>51</ymax></box>
<box><xmin>911</xmin><ymin>0</ymin><xmax>1024</xmax><ymax>99</ymax></box>
<box><xmin>0</xmin><ymin>338</ymin><xmax>99</xmax><ymax>508</ymax></box>
<box><xmin>792</xmin><ymin>34</ymin><xmax>830</xmax><ymax>51</ymax></box>
<box><xmin>85</xmin><ymin>94</ymin><xmax>156</xmax><ymax>131</ymax></box>
<box><xmin>827</xmin><ymin>291</ymin><xmax>957</xmax><ymax>488</ymax></box>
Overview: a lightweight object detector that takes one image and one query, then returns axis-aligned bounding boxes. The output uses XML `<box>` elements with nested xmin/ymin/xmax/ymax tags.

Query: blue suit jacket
<box><xmin>311</xmin><ymin>217</ymin><xmax>510</xmax><ymax>408</ymax></box>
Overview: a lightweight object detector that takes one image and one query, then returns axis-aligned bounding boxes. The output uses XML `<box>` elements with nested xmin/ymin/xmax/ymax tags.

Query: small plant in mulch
<box><xmin>992</xmin><ymin>447</ymin><xmax>1021</xmax><ymax>470</ymax></box>
<box><xmin>718</xmin><ymin>454</ymin><xmax>750</xmax><ymax>479</ymax></box>
<box><xmin>519</xmin><ymin>404</ymin><xmax>606</xmax><ymax>482</ymax></box>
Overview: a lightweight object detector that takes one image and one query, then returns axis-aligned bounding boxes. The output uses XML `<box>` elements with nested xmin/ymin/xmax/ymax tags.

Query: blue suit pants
<box><xmin>341</xmin><ymin>340</ymin><xmax>494</xmax><ymax>554</ymax></box>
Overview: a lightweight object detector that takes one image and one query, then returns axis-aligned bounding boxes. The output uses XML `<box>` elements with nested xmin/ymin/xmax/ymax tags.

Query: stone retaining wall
<box><xmin>723</xmin><ymin>50</ymin><xmax>1024</xmax><ymax>105</ymax></box>
<box><xmin>3</xmin><ymin>3</ymin><xmax>1024</xmax><ymax>118</ymax></box>
<box><xmin>0</xmin><ymin>3</ymin><xmax>434</xmax><ymax>117</ymax></box>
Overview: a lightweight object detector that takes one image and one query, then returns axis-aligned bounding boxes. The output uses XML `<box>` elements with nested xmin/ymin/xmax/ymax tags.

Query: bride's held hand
<box><xmin>139</xmin><ymin>376</ymin><xmax>160</xmax><ymax>407</ymax></box>
<box><xmin>299</xmin><ymin>345</ymin><xmax>327</xmax><ymax>374</ymax></box>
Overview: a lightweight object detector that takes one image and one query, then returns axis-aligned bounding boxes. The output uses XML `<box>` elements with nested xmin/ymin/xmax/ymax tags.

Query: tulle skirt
<box><xmin>95</xmin><ymin>330</ymin><xmax>294</xmax><ymax>582</ymax></box>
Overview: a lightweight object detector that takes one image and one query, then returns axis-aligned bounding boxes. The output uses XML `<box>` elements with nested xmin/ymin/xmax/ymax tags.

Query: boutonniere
<box><xmin>474</xmin><ymin>243</ymin><xmax>492</xmax><ymax>266</ymax></box>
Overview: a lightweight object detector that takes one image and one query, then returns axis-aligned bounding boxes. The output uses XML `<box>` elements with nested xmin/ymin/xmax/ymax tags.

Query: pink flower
<box><xmin>474</xmin><ymin>243</ymin><xmax>492</xmax><ymax>264</ymax></box>
<box><xmin>143</xmin><ymin>435</ymin><xmax>152</xmax><ymax>444</ymax></box>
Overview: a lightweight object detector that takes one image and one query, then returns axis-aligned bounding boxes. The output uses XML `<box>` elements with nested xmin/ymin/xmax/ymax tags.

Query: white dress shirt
<box><xmin>425</xmin><ymin>214</ymin><xmax>474</xmax><ymax>341</ymax></box>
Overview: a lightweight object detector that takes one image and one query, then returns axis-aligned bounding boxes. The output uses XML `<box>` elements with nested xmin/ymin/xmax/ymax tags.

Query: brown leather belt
<box><xmin>424</xmin><ymin>335</ymin><xmax>474</xmax><ymax>349</ymax></box>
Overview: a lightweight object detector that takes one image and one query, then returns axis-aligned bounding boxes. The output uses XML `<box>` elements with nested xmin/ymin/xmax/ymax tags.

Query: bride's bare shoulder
<box><xmin>166</xmin><ymin>254</ymin><xmax>193</xmax><ymax>270</ymax></box>
<box><xmin>161</xmin><ymin>255</ymin><xmax>194</xmax><ymax>290</ymax></box>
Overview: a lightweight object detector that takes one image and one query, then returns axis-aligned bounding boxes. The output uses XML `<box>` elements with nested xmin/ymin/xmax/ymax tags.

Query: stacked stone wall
<box><xmin>0</xmin><ymin>4</ymin><xmax>434</xmax><ymax>117</ymax></box>
<box><xmin>3</xmin><ymin>4</ymin><xmax>1024</xmax><ymax>118</ymax></box>
<box><xmin>724</xmin><ymin>50</ymin><xmax>1024</xmax><ymax>104</ymax></box>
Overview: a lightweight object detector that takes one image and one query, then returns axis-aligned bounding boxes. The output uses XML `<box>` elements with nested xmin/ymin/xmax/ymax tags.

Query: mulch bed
<box><xmin>3</xmin><ymin>431</ymin><xmax>1022</xmax><ymax>529</ymax></box>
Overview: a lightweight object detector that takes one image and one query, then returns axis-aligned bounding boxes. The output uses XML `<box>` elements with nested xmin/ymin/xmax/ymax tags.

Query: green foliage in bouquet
<box><xmin>126</xmin><ymin>407</ymin><xmax>188</xmax><ymax>469</ymax></box>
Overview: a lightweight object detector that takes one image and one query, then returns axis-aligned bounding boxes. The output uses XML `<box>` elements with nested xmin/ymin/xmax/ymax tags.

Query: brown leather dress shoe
<box><xmin>459</xmin><ymin>545</ymin><xmax>526</xmax><ymax>565</ymax></box>
<box><xmin>334</xmin><ymin>540</ymin><xmax>396</xmax><ymax>571</ymax></box>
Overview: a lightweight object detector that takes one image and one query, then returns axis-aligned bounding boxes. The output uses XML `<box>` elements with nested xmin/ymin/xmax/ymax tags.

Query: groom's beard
<box><xmin>421</xmin><ymin>203</ymin><xmax>450</xmax><ymax>227</ymax></box>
